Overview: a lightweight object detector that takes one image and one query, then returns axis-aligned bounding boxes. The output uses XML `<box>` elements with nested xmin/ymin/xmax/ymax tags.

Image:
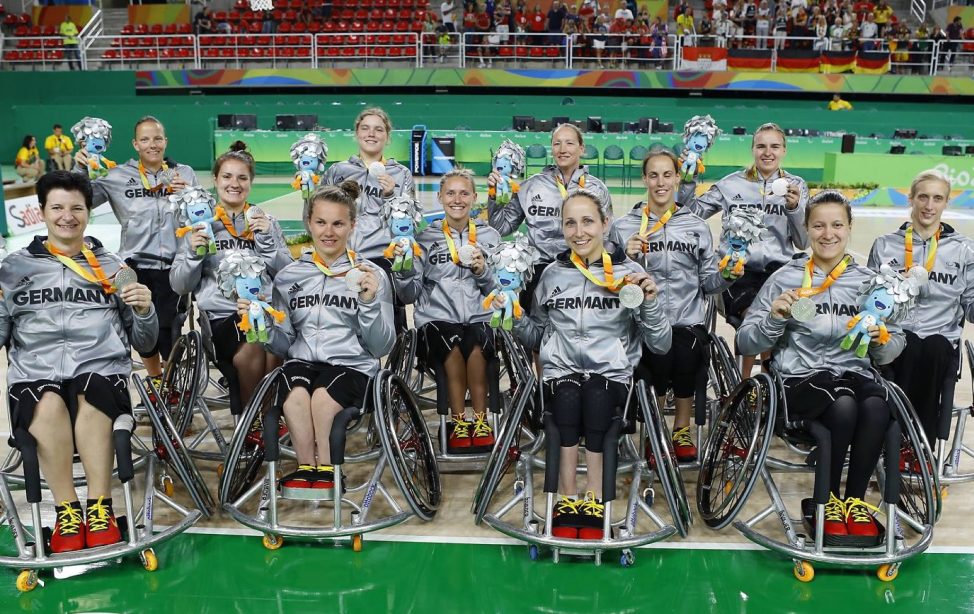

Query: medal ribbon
<box><xmin>442</xmin><ymin>219</ymin><xmax>477</xmax><ymax>264</ymax></box>
<box><xmin>904</xmin><ymin>225</ymin><xmax>940</xmax><ymax>272</ymax></box>
<box><xmin>555</xmin><ymin>172</ymin><xmax>586</xmax><ymax>200</ymax></box>
<box><xmin>797</xmin><ymin>255</ymin><xmax>851</xmax><ymax>298</ymax></box>
<box><xmin>570</xmin><ymin>250</ymin><xmax>624</xmax><ymax>292</ymax></box>
<box><xmin>46</xmin><ymin>242</ymin><xmax>115</xmax><ymax>294</ymax></box>
<box><xmin>215</xmin><ymin>204</ymin><xmax>253</xmax><ymax>240</ymax></box>
<box><xmin>313</xmin><ymin>249</ymin><xmax>357</xmax><ymax>277</ymax></box>
<box><xmin>637</xmin><ymin>205</ymin><xmax>675</xmax><ymax>253</ymax></box>
<box><xmin>139</xmin><ymin>160</ymin><xmax>170</xmax><ymax>193</ymax></box>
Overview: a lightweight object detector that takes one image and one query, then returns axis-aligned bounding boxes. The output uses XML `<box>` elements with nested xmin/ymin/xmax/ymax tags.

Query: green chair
<box><xmin>602</xmin><ymin>144</ymin><xmax>626</xmax><ymax>189</ymax></box>
<box><xmin>525</xmin><ymin>143</ymin><xmax>549</xmax><ymax>176</ymax></box>
<box><xmin>581</xmin><ymin>144</ymin><xmax>600</xmax><ymax>178</ymax></box>
<box><xmin>626</xmin><ymin>145</ymin><xmax>649</xmax><ymax>191</ymax></box>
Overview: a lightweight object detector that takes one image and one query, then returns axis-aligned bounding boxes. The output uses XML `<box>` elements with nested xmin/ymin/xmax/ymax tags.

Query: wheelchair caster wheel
<box><xmin>528</xmin><ymin>545</ymin><xmax>539</xmax><ymax>561</ymax></box>
<box><xmin>161</xmin><ymin>475</ymin><xmax>174</xmax><ymax>497</ymax></box>
<box><xmin>793</xmin><ymin>561</ymin><xmax>814</xmax><ymax>582</ymax></box>
<box><xmin>262</xmin><ymin>534</ymin><xmax>283</xmax><ymax>550</ymax></box>
<box><xmin>620</xmin><ymin>551</ymin><xmax>635</xmax><ymax>567</ymax></box>
<box><xmin>643</xmin><ymin>488</ymin><xmax>655</xmax><ymax>507</ymax></box>
<box><xmin>352</xmin><ymin>535</ymin><xmax>363</xmax><ymax>552</ymax></box>
<box><xmin>141</xmin><ymin>548</ymin><xmax>158</xmax><ymax>572</ymax></box>
<box><xmin>877</xmin><ymin>564</ymin><xmax>899</xmax><ymax>582</ymax></box>
<box><xmin>16</xmin><ymin>570</ymin><xmax>38</xmax><ymax>592</ymax></box>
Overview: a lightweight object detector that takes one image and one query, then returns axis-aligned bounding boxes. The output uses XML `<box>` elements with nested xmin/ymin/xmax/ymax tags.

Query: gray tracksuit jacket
<box><xmin>170</xmin><ymin>209</ymin><xmax>292</xmax><ymax>320</ymax></box>
<box><xmin>0</xmin><ymin>236</ymin><xmax>158</xmax><ymax>384</ymax></box>
<box><xmin>321</xmin><ymin>156</ymin><xmax>416</xmax><ymax>260</ymax></box>
<box><xmin>868</xmin><ymin>222</ymin><xmax>974</xmax><ymax>345</ymax></box>
<box><xmin>487</xmin><ymin>165</ymin><xmax>611</xmax><ymax>262</ymax></box>
<box><xmin>736</xmin><ymin>255</ymin><xmax>904</xmax><ymax>378</ymax></box>
<box><xmin>679</xmin><ymin>167</ymin><xmax>809</xmax><ymax>272</ymax></box>
<box><xmin>609</xmin><ymin>203</ymin><xmax>731</xmax><ymax>328</ymax></box>
<box><xmin>515</xmin><ymin>246</ymin><xmax>672</xmax><ymax>383</ymax></box>
<box><xmin>392</xmin><ymin>220</ymin><xmax>501</xmax><ymax>328</ymax></box>
<box><xmin>265</xmin><ymin>253</ymin><xmax>396</xmax><ymax>376</ymax></box>
<box><xmin>82</xmin><ymin>159</ymin><xmax>199</xmax><ymax>269</ymax></box>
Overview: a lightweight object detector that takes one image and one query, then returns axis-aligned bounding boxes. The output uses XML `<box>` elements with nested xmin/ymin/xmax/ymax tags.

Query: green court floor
<box><xmin>2</xmin><ymin>531</ymin><xmax>971</xmax><ymax>612</ymax></box>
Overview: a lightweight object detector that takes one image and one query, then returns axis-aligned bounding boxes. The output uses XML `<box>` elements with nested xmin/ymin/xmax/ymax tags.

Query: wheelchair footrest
<box><xmin>800</xmin><ymin>498</ymin><xmax>886</xmax><ymax>549</ymax></box>
<box><xmin>280</xmin><ymin>485</ymin><xmax>336</xmax><ymax>501</ymax></box>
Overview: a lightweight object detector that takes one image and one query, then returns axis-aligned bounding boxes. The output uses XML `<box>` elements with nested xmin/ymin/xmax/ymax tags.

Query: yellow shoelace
<box><xmin>472</xmin><ymin>414</ymin><xmax>493</xmax><ymax>437</ymax></box>
<box><xmin>580</xmin><ymin>491</ymin><xmax>604</xmax><ymax>518</ymax></box>
<box><xmin>844</xmin><ymin>497</ymin><xmax>882</xmax><ymax>523</ymax></box>
<box><xmin>86</xmin><ymin>496</ymin><xmax>113</xmax><ymax>533</ymax></box>
<box><xmin>554</xmin><ymin>496</ymin><xmax>580</xmax><ymax>515</ymax></box>
<box><xmin>824</xmin><ymin>493</ymin><xmax>847</xmax><ymax>522</ymax></box>
<box><xmin>56</xmin><ymin>502</ymin><xmax>83</xmax><ymax>536</ymax></box>
<box><xmin>452</xmin><ymin>417</ymin><xmax>471</xmax><ymax>438</ymax></box>
<box><xmin>672</xmin><ymin>426</ymin><xmax>694</xmax><ymax>447</ymax></box>
<box><xmin>296</xmin><ymin>464</ymin><xmax>315</xmax><ymax>473</ymax></box>
<box><xmin>315</xmin><ymin>465</ymin><xmax>334</xmax><ymax>473</ymax></box>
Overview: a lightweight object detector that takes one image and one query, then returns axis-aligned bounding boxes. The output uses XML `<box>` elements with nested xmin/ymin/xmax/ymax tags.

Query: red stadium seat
<box><xmin>149</xmin><ymin>24</ymin><xmax>163</xmax><ymax>34</ymax></box>
<box><xmin>229</xmin><ymin>11</ymin><xmax>241</xmax><ymax>23</ymax></box>
<box><xmin>178</xmin><ymin>23</ymin><xmax>192</xmax><ymax>34</ymax></box>
<box><xmin>391</xmin><ymin>33</ymin><xmax>406</xmax><ymax>44</ymax></box>
<box><xmin>292</xmin><ymin>22</ymin><xmax>307</xmax><ymax>32</ymax></box>
<box><xmin>102</xmin><ymin>49</ymin><xmax>120</xmax><ymax>60</ymax></box>
<box><xmin>3</xmin><ymin>50</ymin><xmax>20</xmax><ymax>61</ymax></box>
<box><xmin>323</xmin><ymin>21</ymin><xmax>336</xmax><ymax>32</ymax></box>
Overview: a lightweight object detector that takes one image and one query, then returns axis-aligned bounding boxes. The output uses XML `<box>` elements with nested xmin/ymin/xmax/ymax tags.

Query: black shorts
<box><xmin>419</xmin><ymin>321</ymin><xmax>495</xmax><ymax>365</ymax></box>
<box><xmin>721</xmin><ymin>262</ymin><xmax>783</xmax><ymax>326</ymax></box>
<box><xmin>208</xmin><ymin>315</ymin><xmax>246</xmax><ymax>365</ymax></box>
<box><xmin>279</xmin><ymin>361</ymin><xmax>370</xmax><ymax>410</ymax></box>
<box><xmin>641</xmin><ymin>325</ymin><xmax>709</xmax><ymax>398</ymax></box>
<box><xmin>544</xmin><ymin>373</ymin><xmax>628</xmax><ymax>453</ymax></box>
<box><xmin>782</xmin><ymin>371</ymin><xmax>889</xmax><ymax>421</ymax></box>
<box><xmin>8</xmin><ymin>373</ymin><xmax>132</xmax><ymax>432</ymax></box>
<box><xmin>128</xmin><ymin>263</ymin><xmax>181</xmax><ymax>358</ymax></box>
<box><xmin>519</xmin><ymin>261</ymin><xmax>551</xmax><ymax>315</ymax></box>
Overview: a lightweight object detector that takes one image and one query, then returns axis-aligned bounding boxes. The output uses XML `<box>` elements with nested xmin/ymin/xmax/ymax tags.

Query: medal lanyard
<box><xmin>313</xmin><ymin>249</ymin><xmax>357</xmax><ymax>277</ymax></box>
<box><xmin>442</xmin><ymin>219</ymin><xmax>476</xmax><ymax>264</ymax></box>
<box><xmin>570</xmin><ymin>250</ymin><xmax>624</xmax><ymax>292</ymax></box>
<box><xmin>46</xmin><ymin>242</ymin><xmax>115</xmax><ymax>294</ymax></box>
<box><xmin>139</xmin><ymin>160</ymin><xmax>169</xmax><ymax>193</ymax></box>
<box><xmin>215</xmin><ymin>204</ymin><xmax>253</xmax><ymax>240</ymax></box>
<box><xmin>555</xmin><ymin>172</ymin><xmax>585</xmax><ymax>200</ymax></box>
<box><xmin>904</xmin><ymin>225</ymin><xmax>940</xmax><ymax>272</ymax></box>
<box><xmin>637</xmin><ymin>205</ymin><xmax>675</xmax><ymax>253</ymax></box>
<box><xmin>797</xmin><ymin>255</ymin><xmax>851</xmax><ymax>297</ymax></box>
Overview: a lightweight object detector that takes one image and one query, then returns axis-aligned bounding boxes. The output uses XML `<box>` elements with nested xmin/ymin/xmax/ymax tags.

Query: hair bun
<box><xmin>339</xmin><ymin>179</ymin><xmax>362</xmax><ymax>201</ymax></box>
<box><xmin>229</xmin><ymin>140</ymin><xmax>250</xmax><ymax>154</ymax></box>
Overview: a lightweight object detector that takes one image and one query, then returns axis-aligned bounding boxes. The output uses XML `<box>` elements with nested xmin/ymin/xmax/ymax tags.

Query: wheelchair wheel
<box><xmin>218</xmin><ymin>369</ymin><xmax>279</xmax><ymax>505</ymax></box>
<box><xmin>708</xmin><ymin>333</ymin><xmax>741</xmax><ymax>404</ymax></box>
<box><xmin>162</xmin><ymin>330</ymin><xmax>206</xmax><ymax>436</ymax></box>
<box><xmin>471</xmin><ymin>349</ymin><xmax>537</xmax><ymax>523</ymax></box>
<box><xmin>496</xmin><ymin>329</ymin><xmax>541</xmax><ymax>430</ymax></box>
<box><xmin>638</xmin><ymin>381</ymin><xmax>692</xmax><ymax>537</ymax></box>
<box><xmin>697</xmin><ymin>374</ymin><xmax>776</xmax><ymax>529</ymax></box>
<box><xmin>136</xmin><ymin>374</ymin><xmax>215</xmax><ymax>517</ymax></box>
<box><xmin>885</xmin><ymin>380</ymin><xmax>941</xmax><ymax>526</ymax></box>
<box><xmin>385</xmin><ymin>329</ymin><xmax>418</xmax><ymax>388</ymax></box>
<box><xmin>374</xmin><ymin>370</ymin><xmax>441</xmax><ymax>521</ymax></box>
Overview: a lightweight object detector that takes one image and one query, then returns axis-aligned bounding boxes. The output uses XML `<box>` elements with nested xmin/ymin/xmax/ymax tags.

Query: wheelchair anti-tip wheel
<box><xmin>374</xmin><ymin>370</ymin><xmax>441</xmax><ymax>521</ymax></box>
<box><xmin>162</xmin><ymin>330</ymin><xmax>206</xmax><ymax>436</ymax></box>
<box><xmin>638</xmin><ymin>381</ymin><xmax>692</xmax><ymax>537</ymax></box>
<box><xmin>697</xmin><ymin>373</ymin><xmax>776</xmax><ymax>529</ymax></box>
<box><xmin>218</xmin><ymin>369</ymin><xmax>280</xmax><ymax>505</ymax></box>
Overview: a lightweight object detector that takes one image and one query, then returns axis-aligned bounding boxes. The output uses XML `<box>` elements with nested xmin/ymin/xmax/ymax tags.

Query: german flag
<box><xmin>728</xmin><ymin>48</ymin><xmax>773</xmax><ymax>71</ymax></box>
<box><xmin>854</xmin><ymin>51</ymin><xmax>891</xmax><ymax>74</ymax></box>
<box><xmin>776</xmin><ymin>48</ymin><xmax>821</xmax><ymax>72</ymax></box>
<box><xmin>820</xmin><ymin>50</ymin><xmax>856</xmax><ymax>74</ymax></box>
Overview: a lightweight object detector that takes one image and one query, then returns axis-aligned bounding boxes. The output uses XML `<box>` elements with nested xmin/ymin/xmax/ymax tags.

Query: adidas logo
<box><xmin>126</xmin><ymin>177</ymin><xmax>138</xmax><ymax>186</ymax></box>
<box><xmin>731</xmin><ymin>194</ymin><xmax>744</xmax><ymax>201</ymax></box>
<box><xmin>531</xmin><ymin>194</ymin><xmax>544</xmax><ymax>203</ymax></box>
<box><xmin>888</xmin><ymin>258</ymin><xmax>900</xmax><ymax>266</ymax></box>
<box><xmin>288</xmin><ymin>282</ymin><xmax>303</xmax><ymax>295</ymax></box>
<box><xmin>16</xmin><ymin>276</ymin><xmax>32</xmax><ymax>288</ymax></box>
<box><xmin>549</xmin><ymin>285</ymin><xmax>564</xmax><ymax>297</ymax></box>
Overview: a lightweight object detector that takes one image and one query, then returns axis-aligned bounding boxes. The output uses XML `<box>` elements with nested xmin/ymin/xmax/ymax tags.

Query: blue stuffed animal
<box><xmin>71</xmin><ymin>117</ymin><xmax>116</xmax><ymax>179</ymax></box>
<box><xmin>289</xmin><ymin>134</ymin><xmax>328</xmax><ymax>201</ymax></box>
<box><xmin>381</xmin><ymin>196</ymin><xmax>423</xmax><ymax>272</ymax></box>
<box><xmin>719</xmin><ymin>207</ymin><xmax>765</xmax><ymax>280</ymax></box>
<box><xmin>489</xmin><ymin>140</ymin><xmax>525</xmax><ymax>207</ymax></box>
<box><xmin>171</xmin><ymin>187</ymin><xmax>219</xmax><ymax>257</ymax></box>
<box><xmin>840</xmin><ymin>264</ymin><xmax>920</xmax><ymax>358</ymax></box>
<box><xmin>235</xmin><ymin>276</ymin><xmax>285</xmax><ymax>343</ymax></box>
<box><xmin>482</xmin><ymin>233</ymin><xmax>540</xmax><ymax>330</ymax></box>
<box><xmin>680</xmin><ymin>115</ymin><xmax>721</xmax><ymax>180</ymax></box>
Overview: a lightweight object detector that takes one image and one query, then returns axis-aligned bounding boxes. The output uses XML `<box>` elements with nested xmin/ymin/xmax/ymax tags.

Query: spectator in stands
<box><xmin>15</xmin><ymin>135</ymin><xmax>43</xmax><ymax>183</ymax></box>
<box><xmin>829</xmin><ymin>17</ymin><xmax>848</xmax><ymax>50</ymax></box>
<box><xmin>579</xmin><ymin>0</ymin><xmax>596</xmax><ymax>27</ymax></box>
<box><xmin>591</xmin><ymin>13</ymin><xmax>609</xmax><ymax>67</ymax></box>
<box><xmin>677</xmin><ymin>6</ymin><xmax>695</xmax><ymax>47</ymax></box>
<box><xmin>59</xmin><ymin>14</ymin><xmax>81</xmax><ymax>71</ymax></box>
<box><xmin>913</xmin><ymin>23</ymin><xmax>933</xmax><ymax>73</ymax></box>
<box><xmin>474</xmin><ymin>2</ymin><xmax>492</xmax><ymax>66</ymax></box>
<box><xmin>699</xmin><ymin>10</ymin><xmax>714</xmax><ymax>44</ymax></box>
<box><xmin>892</xmin><ymin>23</ymin><xmax>910</xmax><ymax>72</ymax></box>
<box><xmin>859</xmin><ymin>13</ymin><xmax>878</xmax><ymax>51</ymax></box>
<box><xmin>495</xmin><ymin>0</ymin><xmax>513</xmax><ymax>33</ymax></box>
<box><xmin>828</xmin><ymin>94</ymin><xmax>853</xmax><ymax>111</ymax></box>
<box><xmin>673</xmin><ymin>0</ymin><xmax>689</xmax><ymax>19</ymax></box>
<box><xmin>45</xmin><ymin>124</ymin><xmax>74</xmax><ymax>172</ymax></box>
<box><xmin>872</xmin><ymin>0</ymin><xmax>892</xmax><ymax>38</ymax></box>
<box><xmin>441</xmin><ymin>0</ymin><xmax>457</xmax><ymax>32</ymax></box>
<box><xmin>846</xmin><ymin>22</ymin><xmax>860</xmax><ymax>52</ymax></box>
<box><xmin>261</xmin><ymin>10</ymin><xmax>276</xmax><ymax>34</ymax></box>
<box><xmin>514</xmin><ymin>2</ymin><xmax>529</xmax><ymax>31</ymax></box>
<box><xmin>714</xmin><ymin>2</ymin><xmax>731</xmax><ymax>48</ymax></box>
<box><xmin>772</xmin><ymin>4</ymin><xmax>787</xmax><ymax>48</ymax></box>
<box><xmin>813</xmin><ymin>14</ymin><xmax>828</xmax><ymax>50</ymax></box>
<box><xmin>547</xmin><ymin>0</ymin><xmax>567</xmax><ymax>43</ymax></box>
<box><xmin>565</xmin><ymin>2</ymin><xmax>581</xmax><ymax>30</ymax></box>
<box><xmin>194</xmin><ymin>8</ymin><xmax>214</xmax><ymax>35</ymax></box>
<box><xmin>649</xmin><ymin>15</ymin><xmax>668</xmax><ymax>66</ymax></box>
<box><xmin>614</xmin><ymin>6</ymin><xmax>634</xmax><ymax>21</ymax></box>
<box><xmin>528</xmin><ymin>3</ymin><xmax>546</xmax><ymax>43</ymax></box>
<box><xmin>608</xmin><ymin>14</ymin><xmax>629</xmax><ymax>64</ymax></box>
<box><xmin>945</xmin><ymin>16</ymin><xmax>963</xmax><ymax>66</ymax></box>
<box><xmin>756</xmin><ymin>0</ymin><xmax>770</xmax><ymax>48</ymax></box>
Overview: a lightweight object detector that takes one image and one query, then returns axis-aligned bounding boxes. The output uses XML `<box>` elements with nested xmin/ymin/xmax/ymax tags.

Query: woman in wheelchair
<box><xmin>242</xmin><ymin>180</ymin><xmax>396</xmax><ymax>491</ymax></box>
<box><xmin>737</xmin><ymin>190</ymin><xmax>905</xmax><ymax>546</ymax></box>
<box><xmin>610</xmin><ymin>147</ymin><xmax>737</xmax><ymax>463</ymax></box>
<box><xmin>391</xmin><ymin>168</ymin><xmax>502</xmax><ymax>453</ymax></box>
<box><xmin>868</xmin><ymin>169</ymin><xmax>974</xmax><ymax>449</ymax></box>
<box><xmin>170</xmin><ymin>142</ymin><xmax>291</xmax><ymax>412</ymax></box>
<box><xmin>0</xmin><ymin>171</ymin><xmax>157</xmax><ymax>553</ymax></box>
<box><xmin>502</xmin><ymin>189</ymin><xmax>671</xmax><ymax>539</ymax></box>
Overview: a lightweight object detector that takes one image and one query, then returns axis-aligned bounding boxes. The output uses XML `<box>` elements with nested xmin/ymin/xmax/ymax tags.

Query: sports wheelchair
<box><xmin>219</xmin><ymin>363</ymin><xmax>441</xmax><ymax>551</ymax></box>
<box><xmin>0</xmin><ymin>386</ymin><xmax>203</xmax><ymax>592</ymax></box>
<box><xmin>472</xmin><ymin>340</ymin><xmax>691</xmax><ymax>567</ymax></box>
<box><xmin>697</xmin><ymin>369</ymin><xmax>938</xmax><ymax>582</ymax></box>
<box><xmin>926</xmin><ymin>340</ymin><xmax>974</xmax><ymax>486</ymax></box>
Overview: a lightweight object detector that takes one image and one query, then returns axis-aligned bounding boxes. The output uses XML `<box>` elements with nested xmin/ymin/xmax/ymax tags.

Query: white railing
<box><xmin>83</xmin><ymin>33</ymin><xmax>197</xmax><ymax>70</ymax></box>
<box><xmin>460</xmin><ymin>31</ymin><xmax>572</xmax><ymax>68</ymax></box>
<box><xmin>569</xmin><ymin>33</ymin><xmax>679</xmax><ymax>70</ymax></box>
<box><xmin>1</xmin><ymin>35</ymin><xmax>77</xmax><ymax>69</ymax></box>
<box><xmin>314</xmin><ymin>31</ymin><xmax>419</xmax><ymax>67</ymax></box>
<box><xmin>198</xmin><ymin>32</ymin><xmax>314</xmax><ymax>68</ymax></box>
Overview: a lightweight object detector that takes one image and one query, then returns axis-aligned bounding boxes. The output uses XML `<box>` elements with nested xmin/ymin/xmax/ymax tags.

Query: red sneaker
<box><xmin>51</xmin><ymin>501</ymin><xmax>85</xmax><ymax>553</ymax></box>
<box><xmin>822</xmin><ymin>493</ymin><xmax>848</xmax><ymax>544</ymax></box>
<box><xmin>845</xmin><ymin>497</ymin><xmax>882</xmax><ymax>546</ymax></box>
<box><xmin>85</xmin><ymin>497</ymin><xmax>122</xmax><ymax>548</ymax></box>
<box><xmin>671</xmin><ymin>426</ymin><xmax>698</xmax><ymax>463</ymax></box>
<box><xmin>447</xmin><ymin>417</ymin><xmax>472</xmax><ymax>451</ymax></box>
<box><xmin>470</xmin><ymin>414</ymin><xmax>495</xmax><ymax>448</ymax></box>
<box><xmin>551</xmin><ymin>496</ymin><xmax>581</xmax><ymax>539</ymax></box>
<box><xmin>281</xmin><ymin>464</ymin><xmax>316</xmax><ymax>489</ymax></box>
<box><xmin>312</xmin><ymin>465</ymin><xmax>335</xmax><ymax>489</ymax></box>
<box><xmin>576</xmin><ymin>492</ymin><xmax>606</xmax><ymax>540</ymax></box>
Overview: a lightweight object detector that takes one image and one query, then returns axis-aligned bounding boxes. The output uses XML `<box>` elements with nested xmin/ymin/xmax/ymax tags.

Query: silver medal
<box><xmin>457</xmin><ymin>244</ymin><xmax>476</xmax><ymax>266</ymax></box>
<box><xmin>619</xmin><ymin>284</ymin><xmax>644</xmax><ymax>309</ymax></box>
<box><xmin>345</xmin><ymin>268</ymin><xmax>365</xmax><ymax>293</ymax></box>
<box><xmin>771</xmin><ymin>177</ymin><xmax>790</xmax><ymax>197</ymax></box>
<box><xmin>368</xmin><ymin>161</ymin><xmax>386</xmax><ymax>177</ymax></box>
<box><xmin>908</xmin><ymin>265</ymin><xmax>929</xmax><ymax>285</ymax></box>
<box><xmin>246</xmin><ymin>205</ymin><xmax>264</xmax><ymax>222</ymax></box>
<box><xmin>159</xmin><ymin>167</ymin><xmax>176</xmax><ymax>187</ymax></box>
<box><xmin>790</xmin><ymin>297</ymin><xmax>817</xmax><ymax>322</ymax></box>
<box><xmin>112</xmin><ymin>266</ymin><xmax>139</xmax><ymax>292</ymax></box>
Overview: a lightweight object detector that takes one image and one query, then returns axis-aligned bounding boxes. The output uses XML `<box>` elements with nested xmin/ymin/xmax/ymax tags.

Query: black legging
<box><xmin>819</xmin><ymin>395</ymin><xmax>891</xmax><ymax>499</ymax></box>
<box><xmin>889</xmin><ymin>331</ymin><xmax>954</xmax><ymax>443</ymax></box>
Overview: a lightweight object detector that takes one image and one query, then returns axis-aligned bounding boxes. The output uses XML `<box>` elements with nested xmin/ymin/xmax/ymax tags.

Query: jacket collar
<box><xmin>896</xmin><ymin>221</ymin><xmax>956</xmax><ymax>237</ymax></box>
<box><xmin>28</xmin><ymin>235</ymin><xmax>106</xmax><ymax>256</ymax></box>
<box><xmin>555</xmin><ymin>242</ymin><xmax>627</xmax><ymax>265</ymax></box>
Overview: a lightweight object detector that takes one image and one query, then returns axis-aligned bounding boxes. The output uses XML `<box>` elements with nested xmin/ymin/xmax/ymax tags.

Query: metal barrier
<box><xmin>198</xmin><ymin>33</ymin><xmax>314</xmax><ymax>68</ymax></box>
<box><xmin>84</xmin><ymin>34</ymin><xmax>197</xmax><ymax>70</ymax></box>
<box><xmin>315</xmin><ymin>31</ymin><xmax>419</xmax><ymax>67</ymax></box>
<box><xmin>460</xmin><ymin>31</ymin><xmax>571</xmax><ymax>68</ymax></box>
<box><xmin>2</xmin><ymin>35</ymin><xmax>76</xmax><ymax>69</ymax></box>
<box><xmin>569</xmin><ymin>33</ymin><xmax>678</xmax><ymax>70</ymax></box>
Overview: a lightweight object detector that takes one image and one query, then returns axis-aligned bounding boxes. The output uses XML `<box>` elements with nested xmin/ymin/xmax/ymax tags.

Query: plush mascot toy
<box><xmin>482</xmin><ymin>233</ymin><xmax>541</xmax><ymax>330</ymax></box>
<box><xmin>841</xmin><ymin>264</ymin><xmax>920</xmax><ymax>358</ymax></box>
<box><xmin>381</xmin><ymin>195</ymin><xmax>424</xmax><ymax>272</ymax></box>
<box><xmin>218</xmin><ymin>249</ymin><xmax>285</xmax><ymax>343</ymax></box>
<box><xmin>719</xmin><ymin>207</ymin><xmax>765</xmax><ymax>280</ymax></box>
<box><xmin>71</xmin><ymin>116</ymin><xmax>117</xmax><ymax>179</ymax></box>
<box><xmin>289</xmin><ymin>133</ymin><xmax>328</xmax><ymax>201</ymax></box>
<box><xmin>171</xmin><ymin>187</ymin><xmax>219</xmax><ymax>257</ymax></box>
<box><xmin>488</xmin><ymin>139</ymin><xmax>526</xmax><ymax>206</ymax></box>
<box><xmin>680</xmin><ymin>115</ymin><xmax>721</xmax><ymax>181</ymax></box>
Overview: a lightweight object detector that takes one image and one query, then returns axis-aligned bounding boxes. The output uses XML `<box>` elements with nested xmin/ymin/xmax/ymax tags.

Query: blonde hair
<box><xmin>438</xmin><ymin>167</ymin><xmax>477</xmax><ymax>193</ymax></box>
<box><xmin>909</xmin><ymin>169</ymin><xmax>951</xmax><ymax>199</ymax></box>
<box><xmin>552</xmin><ymin>122</ymin><xmax>584</xmax><ymax>147</ymax></box>
<box><xmin>354</xmin><ymin>107</ymin><xmax>393</xmax><ymax>134</ymax></box>
<box><xmin>751</xmin><ymin>122</ymin><xmax>786</xmax><ymax>147</ymax></box>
